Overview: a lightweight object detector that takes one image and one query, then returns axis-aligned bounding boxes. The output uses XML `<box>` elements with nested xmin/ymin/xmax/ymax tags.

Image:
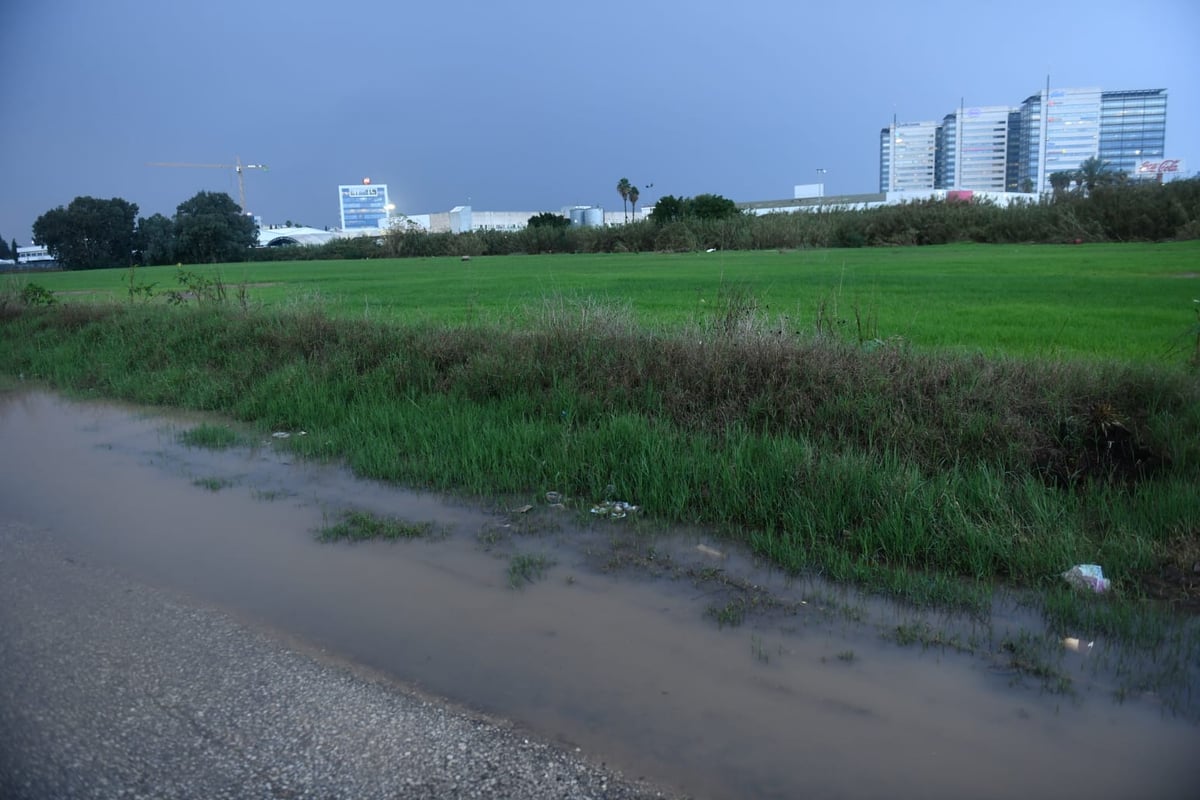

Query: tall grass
<box><xmin>2</xmin><ymin>298</ymin><xmax>1197</xmax><ymax>621</ymax></box>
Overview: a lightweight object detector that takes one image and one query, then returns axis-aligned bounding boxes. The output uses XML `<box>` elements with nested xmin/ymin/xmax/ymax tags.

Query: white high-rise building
<box><xmin>879</xmin><ymin>121</ymin><xmax>939</xmax><ymax>191</ymax></box>
<box><xmin>939</xmin><ymin>105</ymin><xmax>1014</xmax><ymax>191</ymax></box>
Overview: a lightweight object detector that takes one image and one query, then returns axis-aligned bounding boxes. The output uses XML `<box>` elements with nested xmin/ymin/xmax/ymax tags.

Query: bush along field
<box><xmin>2</xmin><ymin>256</ymin><xmax>1199</xmax><ymax>708</ymax></box>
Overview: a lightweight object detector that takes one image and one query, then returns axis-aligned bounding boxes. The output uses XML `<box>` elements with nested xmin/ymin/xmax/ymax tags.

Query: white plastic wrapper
<box><xmin>1061</xmin><ymin>564</ymin><xmax>1111</xmax><ymax>593</ymax></box>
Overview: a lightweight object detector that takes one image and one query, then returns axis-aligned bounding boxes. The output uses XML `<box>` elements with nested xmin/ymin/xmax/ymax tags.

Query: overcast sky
<box><xmin>2</xmin><ymin>0</ymin><xmax>1196</xmax><ymax>240</ymax></box>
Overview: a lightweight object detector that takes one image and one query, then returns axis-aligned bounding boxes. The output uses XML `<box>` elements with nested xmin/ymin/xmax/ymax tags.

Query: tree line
<box><xmin>29</xmin><ymin>191</ymin><xmax>257</xmax><ymax>270</ymax></box>
<box><xmin>23</xmin><ymin>176</ymin><xmax>1200</xmax><ymax>270</ymax></box>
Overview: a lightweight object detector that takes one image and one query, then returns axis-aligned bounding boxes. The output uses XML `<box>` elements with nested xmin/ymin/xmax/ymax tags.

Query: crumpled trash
<box><xmin>1061</xmin><ymin>564</ymin><xmax>1111</xmax><ymax>593</ymax></box>
<box><xmin>1062</xmin><ymin>637</ymin><xmax>1094</xmax><ymax>653</ymax></box>
<box><xmin>590</xmin><ymin>500</ymin><xmax>639</xmax><ymax>520</ymax></box>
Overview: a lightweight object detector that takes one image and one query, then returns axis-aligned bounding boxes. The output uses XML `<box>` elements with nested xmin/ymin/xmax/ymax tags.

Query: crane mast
<box><xmin>147</xmin><ymin>156</ymin><xmax>268</xmax><ymax>214</ymax></box>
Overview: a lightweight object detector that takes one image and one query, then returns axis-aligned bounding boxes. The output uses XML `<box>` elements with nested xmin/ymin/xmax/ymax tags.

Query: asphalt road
<box><xmin>0</xmin><ymin>522</ymin><xmax>680</xmax><ymax>800</ymax></box>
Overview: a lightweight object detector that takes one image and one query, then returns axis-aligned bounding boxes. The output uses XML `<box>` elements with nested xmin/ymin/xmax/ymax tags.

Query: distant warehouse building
<box><xmin>17</xmin><ymin>244</ymin><xmax>56</xmax><ymax>267</ymax></box>
<box><xmin>258</xmin><ymin>225</ymin><xmax>338</xmax><ymax>247</ymax></box>
<box><xmin>739</xmin><ymin>188</ymin><xmax>1037</xmax><ymax>217</ymax></box>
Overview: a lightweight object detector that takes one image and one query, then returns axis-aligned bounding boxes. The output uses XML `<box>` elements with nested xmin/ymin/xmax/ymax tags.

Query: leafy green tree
<box><xmin>649</xmin><ymin>193</ymin><xmax>738</xmax><ymax>223</ymax></box>
<box><xmin>616</xmin><ymin>177</ymin><xmax>632</xmax><ymax>223</ymax></box>
<box><xmin>173</xmin><ymin>191</ymin><xmax>258</xmax><ymax>264</ymax></box>
<box><xmin>10</xmin><ymin>239</ymin><xmax>17</xmax><ymax>261</ymax></box>
<box><xmin>0</xmin><ymin>235</ymin><xmax>10</xmax><ymax>260</ymax></box>
<box><xmin>32</xmin><ymin>196</ymin><xmax>139</xmax><ymax>270</ymax></box>
<box><xmin>136</xmin><ymin>213</ymin><xmax>177</xmax><ymax>265</ymax></box>
<box><xmin>688</xmin><ymin>193</ymin><xmax>738</xmax><ymax>220</ymax></box>
<box><xmin>628</xmin><ymin>185</ymin><xmax>640</xmax><ymax>219</ymax></box>
<box><xmin>649</xmin><ymin>194</ymin><xmax>685</xmax><ymax>224</ymax></box>
<box><xmin>526</xmin><ymin>212</ymin><xmax>570</xmax><ymax>229</ymax></box>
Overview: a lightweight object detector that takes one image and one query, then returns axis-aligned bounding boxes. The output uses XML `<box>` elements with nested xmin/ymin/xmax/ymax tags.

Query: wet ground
<box><xmin>0</xmin><ymin>388</ymin><xmax>1197</xmax><ymax>799</ymax></box>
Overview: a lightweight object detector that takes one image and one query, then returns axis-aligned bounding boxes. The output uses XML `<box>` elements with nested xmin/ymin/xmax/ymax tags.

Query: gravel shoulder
<box><xmin>0</xmin><ymin>522</ymin><xmax>682</xmax><ymax>800</ymax></box>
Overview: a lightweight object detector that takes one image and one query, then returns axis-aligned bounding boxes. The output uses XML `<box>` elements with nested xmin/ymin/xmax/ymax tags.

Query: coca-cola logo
<box><xmin>1137</xmin><ymin>159</ymin><xmax>1180</xmax><ymax>174</ymax></box>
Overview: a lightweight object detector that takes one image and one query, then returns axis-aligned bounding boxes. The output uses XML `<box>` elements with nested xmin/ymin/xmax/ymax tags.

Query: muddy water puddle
<box><xmin>1</xmin><ymin>389</ymin><xmax>1196</xmax><ymax>798</ymax></box>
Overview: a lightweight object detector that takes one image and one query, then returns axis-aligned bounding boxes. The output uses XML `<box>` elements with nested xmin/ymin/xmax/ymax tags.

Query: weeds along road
<box><xmin>0</xmin><ymin>522</ymin><xmax>677</xmax><ymax>800</ymax></box>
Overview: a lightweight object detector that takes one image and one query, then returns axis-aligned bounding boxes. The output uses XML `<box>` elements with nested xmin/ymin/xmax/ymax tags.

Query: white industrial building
<box><xmin>258</xmin><ymin>225</ymin><xmax>339</xmax><ymax>247</ymax></box>
<box><xmin>16</xmin><ymin>244</ymin><xmax>54</xmax><ymax>264</ymax></box>
<box><xmin>740</xmin><ymin>189</ymin><xmax>1038</xmax><ymax>216</ymax></box>
<box><xmin>311</xmin><ymin>195</ymin><xmax>646</xmax><ymax>240</ymax></box>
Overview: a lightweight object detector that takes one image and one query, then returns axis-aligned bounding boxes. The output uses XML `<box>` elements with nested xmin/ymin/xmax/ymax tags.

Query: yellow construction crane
<box><xmin>147</xmin><ymin>156</ymin><xmax>268</xmax><ymax>214</ymax></box>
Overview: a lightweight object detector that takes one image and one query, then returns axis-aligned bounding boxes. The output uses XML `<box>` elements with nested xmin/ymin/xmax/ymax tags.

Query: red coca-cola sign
<box><xmin>1136</xmin><ymin>159</ymin><xmax>1181</xmax><ymax>174</ymax></box>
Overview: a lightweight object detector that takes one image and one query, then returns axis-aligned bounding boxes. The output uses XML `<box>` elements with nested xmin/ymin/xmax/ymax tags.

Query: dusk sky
<box><xmin>2</xmin><ymin>0</ymin><xmax>1197</xmax><ymax>241</ymax></box>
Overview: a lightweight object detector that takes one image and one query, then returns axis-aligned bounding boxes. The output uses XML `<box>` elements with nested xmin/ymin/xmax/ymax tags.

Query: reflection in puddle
<box><xmin>0</xmin><ymin>389</ymin><xmax>1196</xmax><ymax>798</ymax></box>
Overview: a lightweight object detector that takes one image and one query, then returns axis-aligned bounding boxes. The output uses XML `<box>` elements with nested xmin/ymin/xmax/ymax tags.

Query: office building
<box><xmin>1020</xmin><ymin>87</ymin><xmax>1103</xmax><ymax>193</ymax></box>
<box><xmin>879</xmin><ymin>120</ymin><xmax>939</xmax><ymax>192</ymax></box>
<box><xmin>1099</xmin><ymin>88</ymin><xmax>1168</xmax><ymax>177</ymax></box>
<box><xmin>939</xmin><ymin>105</ymin><xmax>1013</xmax><ymax>192</ymax></box>
<box><xmin>880</xmin><ymin>85</ymin><xmax>1168</xmax><ymax>194</ymax></box>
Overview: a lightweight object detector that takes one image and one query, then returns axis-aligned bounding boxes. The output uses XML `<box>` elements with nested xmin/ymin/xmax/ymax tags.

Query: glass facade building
<box><xmin>878</xmin><ymin>127</ymin><xmax>890</xmax><ymax>192</ymax></box>
<box><xmin>1032</xmin><ymin>87</ymin><xmax>1103</xmax><ymax>193</ymax></box>
<box><xmin>1015</xmin><ymin>93</ymin><xmax>1044</xmax><ymax>192</ymax></box>
<box><xmin>881</xmin><ymin>85</ymin><xmax>1167</xmax><ymax>194</ymax></box>
<box><xmin>1099</xmin><ymin>89</ymin><xmax>1167</xmax><ymax>178</ymax></box>
<box><xmin>1005</xmin><ymin>110</ymin><xmax>1024</xmax><ymax>191</ymax></box>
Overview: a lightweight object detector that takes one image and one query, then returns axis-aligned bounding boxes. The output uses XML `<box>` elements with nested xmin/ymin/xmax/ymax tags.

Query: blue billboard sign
<box><xmin>339</xmin><ymin>184</ymin><xmax>390</xmax><ymax>230</ymax></box>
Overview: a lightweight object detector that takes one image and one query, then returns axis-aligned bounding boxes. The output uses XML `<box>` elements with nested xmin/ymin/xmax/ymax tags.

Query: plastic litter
<box><xmin>696</xmin><ymin>544</ymin><xmax>725</xmax><ymax>559</ymax></box>
<box><xmin>271</xmin><ymin>431</ymin><xmax>290</xmax><ymax>439</ymax></box>
<box><xmin>545</xmin><ymin>491</ymin><xmax>562</xmax><ymax>504</ymax></box>
<box><xmin>590</xmin><ymin>500</ymin><xmax>639</xmax><ymax>520</ymax></box>
<box><xmin>512</xmin><ymin>504</ymin><xmax>533</xmax><ymax>514</ymax></box>
<box><xmin>1062</xmin><ymin>637</ymin><xmax>1094</xmax><ymax>653</ymax></box>
<box><xmin>1061</xmin><ymin>564</ymin><xmax>1111</xmax><ymax>593</ymax></box>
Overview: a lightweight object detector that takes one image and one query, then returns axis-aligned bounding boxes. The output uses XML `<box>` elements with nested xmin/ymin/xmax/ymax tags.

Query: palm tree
<box><xmin>616</xmin><ymin>177</ymin><xmax>631</xmax><ymax>223</ymax></box>
<box><xmin>627</xmin><ymin>185</ymin><xmax>639</xmax><ymax>222</ymax></box>
<box><xmin>1077</xmin><ymin>156</ymin><xmax>1111</xmax><ymax>195</ymax></box>
<box><xmin>1048</xmin><ymin>171</ymin><xmax>1073</xmax><ymax>199</ymax></box>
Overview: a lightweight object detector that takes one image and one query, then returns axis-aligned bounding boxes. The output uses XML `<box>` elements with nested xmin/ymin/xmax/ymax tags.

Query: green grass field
<box><xmin>13</xmin><ymin>240</ymin><xmax>1200</xmax><ymax>364</ymax></box>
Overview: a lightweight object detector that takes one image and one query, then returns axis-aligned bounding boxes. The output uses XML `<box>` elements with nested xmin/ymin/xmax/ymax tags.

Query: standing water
<box><xmin>0</xmin><ymin>389</ymin><xmax>1195</xmax><ymax>798</ymax></box>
